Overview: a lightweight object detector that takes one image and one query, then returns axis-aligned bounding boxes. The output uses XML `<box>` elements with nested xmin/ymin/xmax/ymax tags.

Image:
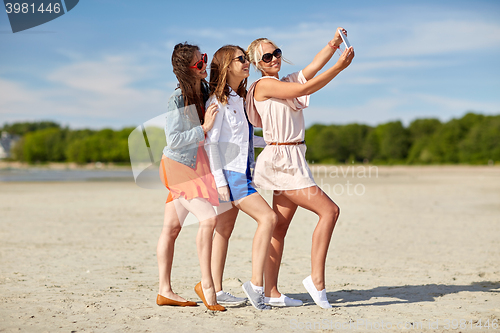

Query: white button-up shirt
<box><xmin>205</xmin><ymin>88</ymin><xmax>265</xmax><ymax>188</ymax></box>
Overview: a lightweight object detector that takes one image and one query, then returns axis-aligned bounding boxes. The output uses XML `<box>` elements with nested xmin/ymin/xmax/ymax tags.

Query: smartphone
<box><xmin>339</xmin><ymin>29</ymin><xmax>351</xmax><ymax>47</ymax></box>
<box><xmin>337</xmin><ymin>29</ymin><xmax>352</xmax><ymax>55</ymax></box>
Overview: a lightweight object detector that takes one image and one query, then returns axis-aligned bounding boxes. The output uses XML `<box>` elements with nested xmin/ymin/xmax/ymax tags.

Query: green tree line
<box><xmin>2</xmin><ymin>122</ymin><xmax>134</xmax><ymax>164</ymax></box>
<box><xmin>305</xmin><ymin>112</ymin><xmax>500</xmax><ymax>164</ymax></box>
<box><xmin>2</xmin><ymin>112</ymin><xmax>499</xmax><ymax>165</ymax></box>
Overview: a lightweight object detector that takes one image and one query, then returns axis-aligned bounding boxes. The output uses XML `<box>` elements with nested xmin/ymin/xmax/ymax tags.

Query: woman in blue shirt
<box><xmin>156</xmin><ymin>42</ymin><xmax>225</xmax><ymax>311</ymax></box>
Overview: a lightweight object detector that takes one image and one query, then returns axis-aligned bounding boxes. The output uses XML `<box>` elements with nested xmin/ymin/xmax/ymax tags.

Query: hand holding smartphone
<box><xmin>337</xmin><ymin>28</ymin><xmax>352</xmax><ymax>55</ymax></box>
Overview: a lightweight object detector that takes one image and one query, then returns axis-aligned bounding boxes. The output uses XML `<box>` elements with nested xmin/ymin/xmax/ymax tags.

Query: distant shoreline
<box><xmin>0</xmin><ymin>161</ymin><xmax>134</xmax><ymax>182</ymax></box>
<box><xmin>0</xmin><ymin>161</ymin><xmax>132</xmax><ymax>171</ymax></box>
<box><xmin>1</xmin><ymin>160</ymin><xmax>498</xmax><ymax>171</ymax></box>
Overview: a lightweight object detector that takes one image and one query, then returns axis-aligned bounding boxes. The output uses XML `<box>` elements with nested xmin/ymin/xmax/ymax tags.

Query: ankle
<box><xmin>265</xmin><ymin>287</ymin><xmax>281</xmax><ymax>298</ymax></box>
<box><xmin>250</xmin><ymin>281</ymin><xmax>264</xmax><ymax>294</ymax></box>
<box><xmin>201</xmin><ymin>280</ymin><xmax>214</xmax><ymax>290</ymax></box>
<box><xmin>158</xmin><ymin>287</ymin><xmax>174</xmax><ymax>295</ymax></box>
<box><xmin>269</xmin><ymin>291</ymin><xmax>282</xmax><ymax>298</ymax></box>
<box><xmin>310</xmin><ymin>275</ymin><xmax>325</xmax><ymax>290</ymax></box>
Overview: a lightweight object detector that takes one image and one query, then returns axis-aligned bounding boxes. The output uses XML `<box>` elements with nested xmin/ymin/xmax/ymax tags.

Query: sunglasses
<box><xmin>261</xmin><ymin>48</ymin><xmax>282</xmax><ymax>63</ymax></box>
<box><xmin>233</xmin><ymin>54</ymin><xmax>249</xmax><ymax>64</ymax></box>
<box><xmin>190</xmin><ymin>53</ymin><xmax>207</xmax><ymax>70</ymax></box>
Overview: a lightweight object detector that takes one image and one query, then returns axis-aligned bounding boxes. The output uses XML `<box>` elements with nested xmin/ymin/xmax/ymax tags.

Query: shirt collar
<box><xmin>228</xmin><ymin>85</ymin><xmax>240</xmax><ymax>101</ymax></box>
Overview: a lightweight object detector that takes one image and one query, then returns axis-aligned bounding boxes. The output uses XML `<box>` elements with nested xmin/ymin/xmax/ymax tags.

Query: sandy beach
<box><xmin>1</xmin><ymin>166</ymin><xmax>499</xmax><ymax>332</ymax></box>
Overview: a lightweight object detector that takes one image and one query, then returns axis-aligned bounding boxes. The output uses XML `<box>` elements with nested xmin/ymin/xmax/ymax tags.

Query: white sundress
<box><xmin>246</xmin><ymin>71</ymin><xmax>316</xmax><ymax>191</ymax></box>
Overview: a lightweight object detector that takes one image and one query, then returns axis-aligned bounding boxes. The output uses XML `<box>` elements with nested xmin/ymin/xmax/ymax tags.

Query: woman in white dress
<box><xmin>205</xmin><ymin>45</ymin><xmax>277</xmax><ymax>310</ymax></box>
<box><xmin>246</xmin><ymin>29</ymin><xmax>354</xmax><ymax>308</ymax></box>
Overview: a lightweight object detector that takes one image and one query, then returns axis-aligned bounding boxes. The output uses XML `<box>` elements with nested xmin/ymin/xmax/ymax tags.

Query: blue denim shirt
<box><xmin>162</xmin><ymin>85</ymin><xmax>208</xmax><ymax>168</ymax></box>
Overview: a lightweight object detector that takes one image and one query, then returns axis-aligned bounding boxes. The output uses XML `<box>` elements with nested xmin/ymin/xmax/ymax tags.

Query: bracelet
<box><xmin>328</xmin><ymin>42</ymin><xmax>339</xmax><ymax>50</ymax></box>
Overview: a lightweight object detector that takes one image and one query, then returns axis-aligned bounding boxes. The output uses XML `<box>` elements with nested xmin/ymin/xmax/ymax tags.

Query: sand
<box><xmin>1</xmin><ymin>166</ymin><xmax>499</xmax><ymax>332</ymax></box>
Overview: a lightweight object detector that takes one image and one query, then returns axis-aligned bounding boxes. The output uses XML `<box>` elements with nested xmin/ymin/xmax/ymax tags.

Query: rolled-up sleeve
<box><xmin>204</xmin><ymin>99</ymin><xmax>228</xmax><ymax>187</ymax></box>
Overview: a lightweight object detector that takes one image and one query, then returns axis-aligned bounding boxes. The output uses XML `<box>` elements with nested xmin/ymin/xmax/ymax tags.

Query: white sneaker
<box><xmin>264</xmin><ymin>294</ymin><xmax>303</xmax><ymax>307</ymax></box>
<box><xmin>241</xmin><ymin>281</ymin><xmax>271</xmax><ymax>310</ymax></box>
<box><xmin>216</xmin><ymin>290</ymin><xmax>247</xmax><ymax>306</ymax></box>
<box><xmin>302</xmin><ymin>276</ymin><xmax>332</xmax><ymax>309</ymax></box>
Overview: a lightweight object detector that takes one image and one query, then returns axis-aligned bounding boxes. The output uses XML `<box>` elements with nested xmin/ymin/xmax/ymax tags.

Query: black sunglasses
<box><xmin>233</xmin><ymin>54</ymin><xmax>249</xmax><ymax>64</ymax></box>
<box><xmin>261</xmin><ymin>48</ymin><xmax>282</xmax><ymax>63</ymax></box>
<box><xmin>190</xmin><ymin>53</ymin><xmax>207</xmax><ymax>70</ymax></box>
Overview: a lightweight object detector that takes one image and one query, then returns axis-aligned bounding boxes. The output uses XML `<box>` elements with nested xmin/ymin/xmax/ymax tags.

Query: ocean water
<box><xmin>0</xmin><ymin>168</ymin><xmax>134</xmax><ymax>182</ymax></box>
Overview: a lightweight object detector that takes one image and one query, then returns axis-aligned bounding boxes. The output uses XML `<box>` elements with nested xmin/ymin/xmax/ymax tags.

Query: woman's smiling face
<box><xmin>228</xmin><ymin>49</ymin><xmax>250</xmax><ymax>82</ymax></box>
<box><xmin>190</xmin><ymin>50</ymin><xmax>207</xmax><ymax>80</ymax></box>
<box><xmin>259</xmin><ymin>42</ymin><xmax>281</xmax><ymax>76</ymax></box>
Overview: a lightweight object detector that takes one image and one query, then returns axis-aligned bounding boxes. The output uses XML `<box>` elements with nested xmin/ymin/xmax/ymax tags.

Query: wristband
<box><xmin>328</xmin><ymin>42</ymin><xmax>339</xmax><ymax>50</ymax></box>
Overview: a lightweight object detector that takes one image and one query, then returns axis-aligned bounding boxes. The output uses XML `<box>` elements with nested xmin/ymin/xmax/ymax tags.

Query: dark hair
<box><xmin>209</xmin><ymin>45</ymin><xmax>247</xmax><ymax>105</ymax></box>
<box><xmin>171</xmin><ymin>42</ymin><xmax>207</xmax><ymax>123</ymax></box>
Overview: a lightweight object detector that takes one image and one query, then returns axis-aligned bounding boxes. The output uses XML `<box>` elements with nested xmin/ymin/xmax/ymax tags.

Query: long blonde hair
<box><xmin>209</xmin><ymin>45</ymin><xmax>247</xmax><ymax>105</ymax></box>
<box><xmin>247</xmin><ymin>38</ymin><xmax>290</xmax><ymax>74</ymax></box>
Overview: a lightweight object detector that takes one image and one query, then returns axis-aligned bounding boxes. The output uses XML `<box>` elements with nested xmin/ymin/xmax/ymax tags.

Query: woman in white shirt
<box><xmin>205</xmin><ymin>45</ymin><xmax>277</xmax><ymax>310</ymax></box>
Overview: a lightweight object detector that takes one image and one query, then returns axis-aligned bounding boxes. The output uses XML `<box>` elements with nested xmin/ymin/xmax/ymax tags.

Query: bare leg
<box><xmin>235</xmin><ymin>193</ymin><xmax>277</xmax><ymax>287</ymax></box>
<box><xmin>269</xmin><ymin>186</ymin><xmax>340</xmax><ymax>292</ymax></box>
<box><xmin>211</xmin><ymin>204</ymin><xmax>239</xmax><ymax>292</ymax></box>
<box><xmin>157</xmin><ymin>200</ymin><xmax>189</xmax><ymax>301</ymax></box>
<box><xmin>264</xmin><ymin>191</ymin><xmax>297</xmax><ymax>298</ymax></box>
<box><xmin>176</xmin><ymin>197</ymin><xmax>219</xmax><ymax>305</ymax></box>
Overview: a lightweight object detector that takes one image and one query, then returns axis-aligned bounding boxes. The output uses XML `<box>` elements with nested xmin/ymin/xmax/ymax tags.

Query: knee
<box><xmin>273</xmin><ymin>217</ymin><xmax>291</xmax><ymax>239</ymax></box>
<box><xmin>325</xmin><ymin>203</ymin><xmax>340</xmax><ymax>222</ymax></box>
<box><xmin>265</xmin><ymin>210</ymin><xmax>278</xmax><ymax>230</ymax></box>
<box><xmin>257</xmin><ymin>209</ymin><xmax>278</xmax><ymax>232</ymax></box>
<box><xmin>195</xmin><ymin>215</ymin><xmax>218</xmax><ymax>234</ymax></box>
<box><xmin>163</xmin><ymin>224</ymin><xmax>182</xmax><ymax>239</ymax></box>
<box><xmin>205</xmin><ymin>216</ymin><xmax>218</xmax><ymax>230</ymax></box>
<box><xmin>215</xmin><ymin>220</ymin><xmax>235</xmax><ymax>240</ymax></box>
<box><xmin>333</xmin><ymin>203</ymin><xmax>340</xmax><ymax>218</ymax></box>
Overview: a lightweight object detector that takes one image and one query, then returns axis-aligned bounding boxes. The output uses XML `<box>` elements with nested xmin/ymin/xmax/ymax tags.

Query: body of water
<box><xmin>0</xmin><ymin>168</ymin><xmax>134</xmax><ymax>182</ymax></box>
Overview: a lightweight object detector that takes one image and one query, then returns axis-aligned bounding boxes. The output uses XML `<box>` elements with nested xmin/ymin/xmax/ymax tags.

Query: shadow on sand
<box><xmin>286</xmin><ymin>281</ymin><xmax>500</xmax><ymax>307</ymax></box>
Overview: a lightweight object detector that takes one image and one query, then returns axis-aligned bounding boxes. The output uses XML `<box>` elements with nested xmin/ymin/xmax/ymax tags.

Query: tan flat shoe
<box><xmin>156</xmin><ymin>294</ymin><xmax>198</xmax><ymax>307</ymax></box>
<box><xmin>194</xmin><ymin>282</ymin><xmax>226</xmax><ymax>311</ymax></box>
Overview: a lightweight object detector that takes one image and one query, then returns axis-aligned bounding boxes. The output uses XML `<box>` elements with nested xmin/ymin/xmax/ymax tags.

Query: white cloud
<box><xmin>1</xmin><ymin>54</ymin><xmax>169</xmax><ymax>128</ymax></box>
<box><xmin>366</xmin><ymin>20</ymin><xmax>500</xmax><ymax>58</ymax></box>
<box><xmin>0</xmin><ymin>78</ymin><xmax>57</xmax><ymax>119</ymax></box>
<box><xmin>410</xmin><ymin>93</ymin><xmax>500</xmax><ymax>114</ymax></box>
<box><xmin>48</xmin><ymin>55</ymin><xmax>148</xmax><ymax>95</ymax></box>
<box><xmin>341</xmin><ymin>76</ymin><xmax>384</xmax><ymax>85</ymax></box>
<box><xmin>350</xmin><ymin>60</ymin><xmax>437</xmax><ymax>72</ymax></box>
<box><xmin>0</xmin><ymin>79</ymin><xmax>33</xmax><ymax>106</ymax></box>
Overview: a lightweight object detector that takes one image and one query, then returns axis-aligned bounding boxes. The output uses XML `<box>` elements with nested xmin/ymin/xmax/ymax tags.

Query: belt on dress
<box><xmin>268</xmin><ymin>140</ymin><xmax>305</xmax><ymax>146</ymax></box>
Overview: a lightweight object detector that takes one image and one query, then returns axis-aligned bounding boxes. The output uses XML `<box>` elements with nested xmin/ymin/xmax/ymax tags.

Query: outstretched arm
<box><xmin>255</xmin><ymin>46</ymin><xmax>355</xmax><ymax>102</ymax></box>
<box><xmin>302</xmin><ymin>27</ymin><xmax>347</xmax><ymax>80</ymax></box>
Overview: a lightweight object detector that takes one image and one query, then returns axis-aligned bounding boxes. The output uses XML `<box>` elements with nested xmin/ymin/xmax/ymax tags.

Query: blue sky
<box><xmin>1</xmin><ymin>0</ymin><xmax>499</xmax><ymax>129</ymax></box>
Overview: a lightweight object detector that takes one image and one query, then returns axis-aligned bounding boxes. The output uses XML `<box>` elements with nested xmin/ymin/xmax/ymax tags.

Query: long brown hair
<box><xmin>209</xmin><ymin>45</ymin><xmax>247</xmax><ymax>105</ymax></box>
<box><xmin>171</xmin><ymin>42</ymin><xmax>207</xmax><ymax>123</ymax></box>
